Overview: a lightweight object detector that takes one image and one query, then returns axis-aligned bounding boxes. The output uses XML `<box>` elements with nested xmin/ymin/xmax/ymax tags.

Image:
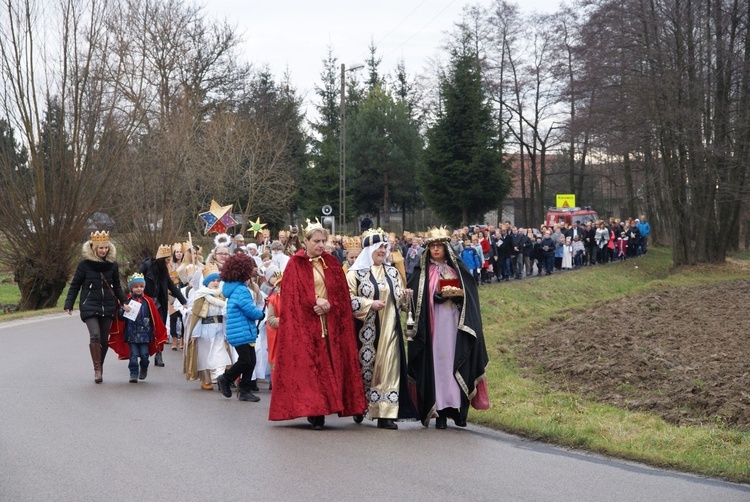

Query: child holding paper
<box><xmin>109</xmin><ymin>273</ymin><xmax>168</xmax><ymax>382</ymax></box>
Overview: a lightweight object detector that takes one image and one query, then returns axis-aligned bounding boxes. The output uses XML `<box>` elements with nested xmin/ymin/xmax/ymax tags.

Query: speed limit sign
<box><xmin>322</xmin><ymin>205</ymin><xmax>333</xmax><ymax>216</ymax></box>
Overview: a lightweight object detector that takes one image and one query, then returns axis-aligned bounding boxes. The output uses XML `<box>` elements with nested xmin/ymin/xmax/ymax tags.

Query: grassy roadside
<box><xmin>2</xmin><ymin>248</ymin><xmax>750</xmax><ymax>481</ymax></box>
<box><xmin>0</xmin><ymin>273</ymin><xmax>68</xmax><ymax>321</ymax></box>
<box><xmin>473</xmin><ymin>246</ymin><xmax>750</xmax><ymax>483</ymax></box>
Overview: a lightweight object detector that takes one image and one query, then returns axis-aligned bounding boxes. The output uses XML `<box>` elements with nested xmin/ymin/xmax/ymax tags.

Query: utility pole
<box><xmin>339</xmin><ymin>63</ymin><xmax>363</xmax><ymax>235</ymax></box>
<box><xmin>339</xmin><ymin>63</ymin><xmax>346</xmax><ymax>234</ymax></box>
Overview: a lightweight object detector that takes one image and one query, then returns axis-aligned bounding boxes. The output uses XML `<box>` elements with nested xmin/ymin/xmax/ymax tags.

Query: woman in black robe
<box><xmin>406</xmin><ymin>227</ymin><xmax>490</xmax><ymax>429</ymax></box>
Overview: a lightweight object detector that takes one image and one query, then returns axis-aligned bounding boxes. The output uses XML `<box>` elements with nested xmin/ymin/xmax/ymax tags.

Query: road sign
<box><xmin>556</xmin><ymin>194</ymin><xmax>576</xmax><ymax>208</ymax></box>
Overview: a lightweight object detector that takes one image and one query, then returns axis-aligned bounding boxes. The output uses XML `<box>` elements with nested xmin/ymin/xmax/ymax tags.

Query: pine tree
<box><xmin>422</xmin><ymin>42</ymin><xmax>510</xmax><ymax>226</ymax></box>
<box><xmin>302</xmin><ymin>48</ymin><xmax>341</xmax><ymax>219</ymax></box>
<box><xmin>348</xmin><ymin>84</ymin><xmax>423</xmax><ymax>226</ymax></box>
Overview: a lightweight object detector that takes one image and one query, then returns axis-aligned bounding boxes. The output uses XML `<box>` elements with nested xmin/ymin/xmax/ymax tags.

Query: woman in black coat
<box><xmin>138</xmin><ymin>245</ymin><xmax>188</xmax><ymax>367</ymax></box>
<box><xmin>64</xmin><ymin>231</ymin><xmax>130</xmax><ymax>383</ymax></box>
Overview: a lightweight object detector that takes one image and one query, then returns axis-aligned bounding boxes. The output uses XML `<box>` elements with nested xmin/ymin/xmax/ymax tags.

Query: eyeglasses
<box><xmin>428</xmin><ymin>243</ymin><xmax>443</xmax><ymax>249</ymax></box>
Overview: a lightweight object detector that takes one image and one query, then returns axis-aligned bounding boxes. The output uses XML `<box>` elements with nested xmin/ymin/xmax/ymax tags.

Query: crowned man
<box><xmin>268</xmin><ymin>218</ymin><xmax>366</xmax><ymax>430</ymax></box>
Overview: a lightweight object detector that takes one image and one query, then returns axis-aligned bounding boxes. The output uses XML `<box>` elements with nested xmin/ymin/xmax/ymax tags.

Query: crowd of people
<box><xmin>432</xmin><ymin>215</ymin><xmax>652</xmax><ymax>283</ymax></box>
<box><xmin>64</xmin><ymin>222</ymin><xmax>490</xmax><ymax>431</ymax></box>
<box><xmin>64</xmin><ymin>213</ymin><xmax>652</xmax><ymax>429</ymax></box>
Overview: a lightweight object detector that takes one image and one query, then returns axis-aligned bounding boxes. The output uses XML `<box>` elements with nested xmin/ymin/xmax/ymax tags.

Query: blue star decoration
<box><xmin>199</xmin><ymin>200</ymin><xmax>237</xmax><ymax>235</ymax></box>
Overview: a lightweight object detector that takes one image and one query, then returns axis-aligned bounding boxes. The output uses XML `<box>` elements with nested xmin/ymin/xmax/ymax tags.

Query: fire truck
<box><xmin>545</xmin><ymin>206</ymin><xmax>599</xmax><ymax>228</ymax></box>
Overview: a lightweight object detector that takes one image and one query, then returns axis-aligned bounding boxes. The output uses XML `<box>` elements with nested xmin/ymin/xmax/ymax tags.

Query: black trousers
<box><xmin>169</xmin><ymin>311</ymin><xmax>183</xmax><ymax>339</ymax></box>
<box><xmin>224</xmin><ymin>343</ymin><xmax>256</xmax><ymax>391</ymax></box>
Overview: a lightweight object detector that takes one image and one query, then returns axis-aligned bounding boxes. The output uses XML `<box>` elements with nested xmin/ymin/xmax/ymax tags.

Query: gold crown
<box><xmin>342</xmin><ymin>236</ymin><xmax>362</xmax><ymax>250</ymax></box>
<box><xmin>156</xmin><ymin>244</ymin><xmax>172</xmax><ymax>259</ymax></box>
<box><xmin>424</xmin><ymin>226</ymin><xmax>451</xmax><ymax>244</ymax></box>
<box><xmin>203</xmin><ymin>262</ymin><xmax>219</xmax><ymax>277</ymax></box>
<box><xmin>361</xmin><ymin>228</ymin><xmax>388</xmax><ymax>248</ymax></box>
<box><xmin>90</xmin><ymin>231</ymin><xmax>110</xmax><ymax>243</ymax></box>
<box><xmin>172</xmin><ymin>242</ymin><xmax>183</xmax><ymax>252</ymax></box>
<box><xmin>303</xmin><ymin>218</ymin><xmax>325</xmax><ymax>236</ymax></box>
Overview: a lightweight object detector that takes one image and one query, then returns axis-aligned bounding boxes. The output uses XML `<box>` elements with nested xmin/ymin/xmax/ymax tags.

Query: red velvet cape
<box><xmin>268</xmin><ymin>250</ymin><xmax>366</xmax><ymax>421</ymax></box>
<box><xmin>108</xmin><ymin>294</ymin><xmax>168</xmax><ymax>359</ymax></box>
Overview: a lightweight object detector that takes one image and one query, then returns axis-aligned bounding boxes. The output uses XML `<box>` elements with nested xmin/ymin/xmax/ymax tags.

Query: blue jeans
<box><xmin>128</xmin><ymin>342</ymin><xmax>149</xmax><ymax>376</ymax></box>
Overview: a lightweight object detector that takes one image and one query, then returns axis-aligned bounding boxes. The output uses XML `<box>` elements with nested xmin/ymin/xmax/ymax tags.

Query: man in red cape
<box><xmin>109</xmin><ymin>293</ymin><xmax>168</xmax><ymax>360</ymax></box>
<box><xmin>269</xmin><ymin>225</ymin><xmax>365</xmax><ymax>429</ymax></box>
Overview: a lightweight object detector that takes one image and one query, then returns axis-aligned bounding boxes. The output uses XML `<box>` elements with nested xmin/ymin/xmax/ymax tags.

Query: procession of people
<box><xmin>67</xmin><ymin>214</ymin><xmax>492</xmax><ymax>431</ymax></box>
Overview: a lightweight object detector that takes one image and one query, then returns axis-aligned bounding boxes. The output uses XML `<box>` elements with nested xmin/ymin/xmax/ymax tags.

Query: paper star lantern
<box><xmin>199</xmin><ymin>200</ymin><xmax>237</xmax><ymax>235</ymax></box>
<box><xmin>248</xmin><ymin>217</ymin><xmax>267</xmax><ymax>237</ymax></box>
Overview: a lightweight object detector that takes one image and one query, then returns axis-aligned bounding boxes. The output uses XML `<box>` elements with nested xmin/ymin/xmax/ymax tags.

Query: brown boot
<box><xmin>171</xmin><ymin>337</ymin><xmax>178</xmax><ymax>351</ymax></box>
<box><xmin>178</xmin><ymin>337</ymin><xmax>184</xmax><ymax>350</ymax></box>
<box><xmin>89</xmin><ymin>343</ymin><xmax>103</xmax><ymax>383</ymax></box>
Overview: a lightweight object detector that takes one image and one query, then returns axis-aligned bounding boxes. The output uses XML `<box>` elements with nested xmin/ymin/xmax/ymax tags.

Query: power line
<box><xmin>375</xmin><ymin>0</ymin><xmax>429</xmax><ymax>47</ymax></box>
<box><xmin>383</xmin><ymin>0</ymin><xmax>460</xmax><ymax>59</ymax></box>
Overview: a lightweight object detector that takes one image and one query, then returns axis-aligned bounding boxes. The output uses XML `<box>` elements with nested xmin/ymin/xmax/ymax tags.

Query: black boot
<box><xmin>435</xmin><ymin>417</ymin><xmax>448</xmax><ymax>429</ymax></box>
<box><xmin>217</xmin><ymin>373</ymin><xmax>232</xmax><ymax>398</ymax></box>
<box><xmin>377</xmin><ymin>418</ymin><xmax>398</xmax><ymax>430</ymax></box>
<box><xmin>154</xmin><ymin>351</ymin><xmax>165</xmax><ymax>367</ymax></box>
<box><xmin>238</xmin><ymin>389</ymin><xmax>260</xmax><ymax>402</ymax></box>
<box><xmin>310</xmin><ymin>416</ymin><xmax>325</xmax><ymax>430</ymax></box>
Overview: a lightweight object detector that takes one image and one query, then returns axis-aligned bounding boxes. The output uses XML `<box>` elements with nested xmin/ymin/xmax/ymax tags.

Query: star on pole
<box><xmin>199</xmin><ymin>200</ymin><xmax>237</xmax><ymax>235</ymax></box>
<box><xmin>248</xmin><ymin>217</ymin><xmax>267</xmax><ymax>237</ymax></box>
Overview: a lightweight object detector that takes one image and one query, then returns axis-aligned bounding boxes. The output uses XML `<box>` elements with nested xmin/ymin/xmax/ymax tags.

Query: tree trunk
<box><xmin>15</xmin><ymin>257</ymin><xmax>70</xmax><ymax>311</ymax></box>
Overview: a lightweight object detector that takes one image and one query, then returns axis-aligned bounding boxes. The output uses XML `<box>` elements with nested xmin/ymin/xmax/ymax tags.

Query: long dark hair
<box><xmin>154</xmin><ymin>257</ymin><xmax>169</xmax><ymax>278</ymax></box>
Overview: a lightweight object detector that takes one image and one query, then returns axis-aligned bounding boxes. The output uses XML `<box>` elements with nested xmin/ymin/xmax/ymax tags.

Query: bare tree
<box><xmin>0</xmin><ymin>0</ymin><xmax>145</xmax><ymax>309</ymax></box>
<box><xmin>197</xmin><ymin>112</ymin><xmax>296</xmax><ymax>236</ymax></box>
<box><xmin>107</xmin><ymin>0</ymin><xmax>252</xmax><ymax>263</ymax></box>
<box><xmin>576</xmin><ymin>0</ymin><xmax>750</xmax><ymax>263</ymax></box>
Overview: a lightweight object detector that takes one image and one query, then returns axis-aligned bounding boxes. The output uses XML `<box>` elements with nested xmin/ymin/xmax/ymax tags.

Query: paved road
<box><xmin>1</xmin><ymin>315</ymin><xmax>748</xmax><ymax>502</ymax></box>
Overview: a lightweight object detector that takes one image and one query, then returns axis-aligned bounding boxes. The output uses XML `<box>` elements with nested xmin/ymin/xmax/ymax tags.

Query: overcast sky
<box><xmin>207</xmin><ymin>0</ymin><xmax>561</xmax><ymax>108</ymax></box>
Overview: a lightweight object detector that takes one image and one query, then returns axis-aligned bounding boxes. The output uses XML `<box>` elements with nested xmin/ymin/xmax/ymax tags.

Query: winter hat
<box><xmin>128</xmin><ymin>273</ymin><xmax>146</xmax><ymax>288</ymax></box>
<box><xmin>202</xmin><ymin>263</ymin><xmax>220</xmax><ymax>286</ymax></box>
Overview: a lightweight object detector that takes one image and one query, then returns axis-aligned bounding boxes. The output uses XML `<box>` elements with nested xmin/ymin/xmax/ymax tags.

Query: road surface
<box><xmin>1</xmin><ymin>315</ymin><xmax>748</xmax><ymax>501</ymax></box>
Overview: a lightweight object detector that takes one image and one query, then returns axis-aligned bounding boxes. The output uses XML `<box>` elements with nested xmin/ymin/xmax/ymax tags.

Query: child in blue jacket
<box><xmin>460</xmin><ymin>240</ymin><xmax>482</xmax><ymax>285</ymax></box>
<box><xmin>217</xmin><ymin>254</ymin><xmax>265</xmax><ymax>402</ymax></box>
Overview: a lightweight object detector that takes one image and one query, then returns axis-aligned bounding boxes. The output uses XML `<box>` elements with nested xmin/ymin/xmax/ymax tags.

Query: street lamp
<box><xmin>339</xmin><ymin>62</ymin><xmax>364</xmax><ymax>234</ymax></box>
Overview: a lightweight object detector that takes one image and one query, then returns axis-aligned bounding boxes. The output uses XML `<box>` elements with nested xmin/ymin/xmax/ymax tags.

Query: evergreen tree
<box><xmin>302</xmin><ymin>49</ymin><xmax>341</xmax><ymax>218</ymax></box>
<box><xmin>0</xmin><ymin>119</ymin><xmax>28</xmax><ymax>177</ymax></box>
<box><xmin>422</xmin><ymin>43</ymin><xmax>510</xmax><ymax>226</ymax></box>
<box><xmin>365</xmin><ymin>39</ymin><xmax>383</xmax><ymax>90</ymax></box>
<box><xmin>239</xmin><ymin>67</ymin><xmax>308</xmax><ymax>227</ymax></box>
<box><xmin>348</xmin><ymin>84</ymin><xmax>423</xmax><ymax>226</ymax></box>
